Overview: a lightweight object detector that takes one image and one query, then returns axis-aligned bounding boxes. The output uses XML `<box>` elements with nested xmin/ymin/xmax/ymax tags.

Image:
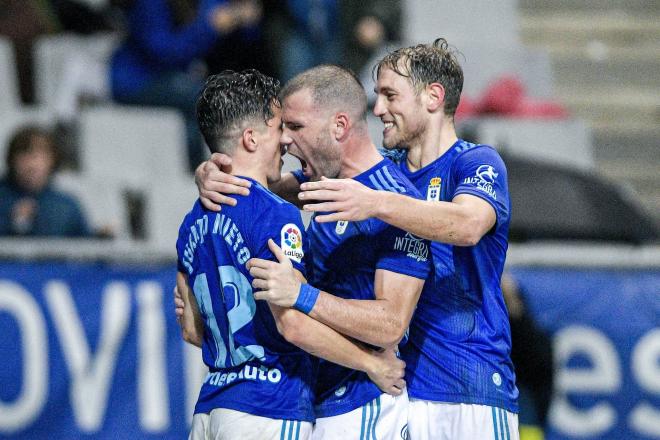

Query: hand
<box><xmin>366</xmin><ymin>347</ymin><xmax>406</xmax><ymax>396</ymax></box>
<box><xmin>11</xmin><ymin>198</ymin><xmax>36</xmax><ymax>234</ymax></box>
<box><xmin>174</xmin><ymin>285</ymin><xmax>185</xmax><ymax>327</ymax></box>
<box><xmin>248</xmin><ymin>239</ymin><xmax>301</xmax><ymax>307</ymax></box>
<box><xmin>298</xmin><ymin>177</ymin><xmax>379</xmax><ymax>223</ymax></box>
<box><xmin>209</xmin><ymin>4</ymin><xmax>240</xmax><ymax>34</ymax></box>
<box><xmin>195</xmin><ymin>153</ymin><xmax>251</xmax><ymax>211</ymax></box>
<box><xmin>355</xmin><ymin>16</ymin><xmax>385</xmax><ymax>49</ymax></box>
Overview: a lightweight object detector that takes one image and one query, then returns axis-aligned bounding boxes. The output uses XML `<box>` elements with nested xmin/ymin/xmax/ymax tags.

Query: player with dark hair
<box><xmin>297</xmin><ymin>38</ymin><xmax>520</xmax><ymax>440</ymax></box>
<box><xmin>176</xmin><ymin>69</ymin><xmax>404</xmax><ymax>440</ymax></box>
<box><xmin>185</xmin><ymin>64</ymin><xmax>430</xmax><ymax>438</ymax></box>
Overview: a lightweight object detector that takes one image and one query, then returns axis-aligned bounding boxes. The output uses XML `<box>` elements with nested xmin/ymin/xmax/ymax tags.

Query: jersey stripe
<box><xmin>382</xmin><ymin>166</ymin><xmax>407</xmax><ymax>193</ymax></box>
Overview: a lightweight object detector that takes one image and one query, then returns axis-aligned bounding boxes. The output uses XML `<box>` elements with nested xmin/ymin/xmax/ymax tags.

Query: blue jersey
<box><xmin>176</xmin><ymin>177</ymin><xmax>315</xmax><ymax>422</ymax></box>
<box><xmin>306</xmin><ymin>159</ymin><xmax>431</xmax><ymax>417</ymax></box>
<box><xmin>394</xmin><ymin>140</ymin><xmax>519</xmax><ymax>413</ymax></box>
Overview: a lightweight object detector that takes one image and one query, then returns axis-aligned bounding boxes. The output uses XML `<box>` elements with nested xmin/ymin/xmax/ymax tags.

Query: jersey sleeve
<box><xmin>250</xmin><ymin>201</ymin><xmax>308</xmax><ymax>278</ymax></box>
<box><xmin>452</xmin><ymin>146</ymin><xmax>510</xmax><ymax>227</ymax></box>
<box><xmin>375</xmin><ymin>222</ymin><xmax>431</xmax><ymax>280</ymax></box>
<box><xmin>176</xmin><ymin>213</ymin><xmax>194</xmax><ymax>275</ymax></box>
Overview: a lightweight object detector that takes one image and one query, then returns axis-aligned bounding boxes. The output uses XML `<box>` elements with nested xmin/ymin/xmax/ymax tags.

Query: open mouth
<box><xmin>382</xmin><ymin>121</ymin><xmax>394</xmax><ymax>135</ymax></box>
<box><xmin>288</xmin><ymin>152</ymin><xmax>311</xmax><ymax>176</ymax></box>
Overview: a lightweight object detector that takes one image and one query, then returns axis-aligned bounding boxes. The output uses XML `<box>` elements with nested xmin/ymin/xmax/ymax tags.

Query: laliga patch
<box><xmin>426</xmin><ymin>177</ymin><xmax>441</xmax><ymax>201</ymax></box>
<box><xmin>280</xmin><ymin>223</ymin><xmax>304</xmax><ymax>263</ymax></box>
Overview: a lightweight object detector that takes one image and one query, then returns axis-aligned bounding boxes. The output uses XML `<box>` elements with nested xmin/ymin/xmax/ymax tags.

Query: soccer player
<box><xmin>296</xmin><ymin>39</ymin><xmax>520</xmax><ymax>440</ymax></box>
<box><xmin>176</xmin><ymin>69</ymin><xmax>405</xmax><ymax>440</ymax></box>
<box><xmin>187</xmin><ymin>65</ymin><xmax>431</xmax><ymax>439</ymax></box>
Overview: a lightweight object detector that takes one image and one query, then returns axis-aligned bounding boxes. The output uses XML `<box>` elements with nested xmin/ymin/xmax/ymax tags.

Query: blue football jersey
<box><xmin>307</xmin><ymin>158</ymin><xmax>431</xmax><ymax>418</ymax></box>
<box><xmin>395</xmin><ymin>139</ymin><xmax>519</xmax><ymax>413</ymax></box>
<box><xmin>176</xmin><ymin>177</ymin><xmax>316</xmax><ymax>422</ymax></box>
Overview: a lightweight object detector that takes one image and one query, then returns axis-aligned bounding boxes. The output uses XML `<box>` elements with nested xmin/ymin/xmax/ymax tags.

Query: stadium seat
<box><xmin>0</xmin><ymin>109</ymin><xmax>56</xmax><ymax>175</ymax></box>
<box><xmin>143</xmin><ymin>178</ymin><xmax>199</xmax><ymax>253</ymax></box>
<box><xmin>78</xmin><ymin>105</ymin><xmax>189</xmax><ymax>189</ymax></box>
<box><xmin>33</xmin><ymin>33</ymin><xmax>119</xmax><ymax>110</ymax></box>
<box><xmin>403</xmin><ymin>0</ymin><xmax>521</xmax><ymax>48</ymax></box>
<box><xmin>0</xmin><ymin>37</ymin><xmax>21</xmax><ymax>113</ymax></box>
<box><xmin>53</xmin><ymin>171</ymin><xmax>131</xmax><ymax>240</ymax></box>
<box><xmin>466</xmin><ymin>117</ymin><xmax>594</xmax><ymax>170</ymax></box>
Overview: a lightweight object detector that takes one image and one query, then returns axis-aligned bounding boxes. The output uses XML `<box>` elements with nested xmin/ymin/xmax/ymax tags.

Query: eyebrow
<box><xmin>375</xmin><ymin>86</ymin><xmax>396</xmax><ymax>94</ymax></box>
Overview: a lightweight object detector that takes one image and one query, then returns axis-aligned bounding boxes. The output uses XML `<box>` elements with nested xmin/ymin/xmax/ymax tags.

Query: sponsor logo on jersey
<box><xmin>394</xmin><ymin>232</ymin><xmax>429</xmax><ymax>262</ymax></box>
<box><xmin>204</xmin><ymin>364</ymin><xmax>282</xmax><ymax>388</ymax></box>
<box><xmin>462</xmin><ymin>164</ymin><xmax>498</xmax><ymax>200</ymax></box>
<box><xmin>426</xmin><ymin>177</ymin><xmax>441</xmax><ymax>201</ymax></box>
<box><xmin>335</xmin><ymin>220</ymin><xmax>349</xmax><ymax>235</ymax></box>
<box><xmin>281</xmin><ymin>223</ymin><xmax>304</xmax><ymax>262</ymax></box>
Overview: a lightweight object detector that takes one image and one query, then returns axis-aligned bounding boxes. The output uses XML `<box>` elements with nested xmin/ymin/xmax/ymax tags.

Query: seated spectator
<box><xmin>110</xmin><ymin>0</ymin><xmax>261</xmax><ymax>171</ymax></box>
<box><xmin>0</xmin><ymin>126</ymin><xmax>90</xmax><ymax>237</ymax></box>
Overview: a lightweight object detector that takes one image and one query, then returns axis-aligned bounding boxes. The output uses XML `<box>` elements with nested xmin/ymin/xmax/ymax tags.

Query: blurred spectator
<box><xmin>341</xmin><ymin>0</ymin><xmax>401</xmax><ymax>76</ymax></box>
<box><xmin>502</xmin><ymin>273</ymin><xmax>554</xmax><ymax>432</ymax></box>
<box><xmin>0</xmin><ymin>126</ymin><xmax>91</xmax><ymax>237</ymax></box>
<box><xmin>110</xmin><ymin>0</ymin><xmax>261</xmax><ymax>171</ymax></box>
<box><xmin>0</xmin><ymin>0</ymin><xmax>119</xmax><ymax>104</ymax></box>
<box><xmin>204</xmin><ymin>0</ymin><xmax>275</xmax><ymax>76</ymax></box>
<box><xmin>279</xmin><ymin>0</ymin><xmax>341</xmax><ymax>81</ymax></box>
<box><xmin>0</xmin><ymin>0</ymin><xmax>54</xmax><ymax>103</ymax></box>
<box><xmin>278</xmin><ymin>0</ymin><xmax>400</xmax><ymax>81</ymax></box>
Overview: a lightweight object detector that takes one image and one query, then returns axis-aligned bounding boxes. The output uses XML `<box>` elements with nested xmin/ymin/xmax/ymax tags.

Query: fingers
<box><xmin>200</xmin><ymin>196</ymin><xmax>223</xmax><ymax>212</ymax></box>
<box><xmin>310</xmin><ymin>212</ymin><xmax>345</xmax><ymax>223</ymax></box>
<box><xmin>298</xmin><ymin>189</ymin><xmax>342</xmax><ymax>202</ymax></box>
<box><xmin>210</xmin><ymin>152</ymin><xmax>232</xmax><ymax>167</ymax></box>
<box><xmin>248</xmin><ymin>266</ymin><xmax>270</xmax><ymax>280</ymax></box>
<box><xmin>267</xmin><ymin>239</ymin><xmax>288</xmax><ymax>264</ymax></box>
<box><xmin>206</xmin><ymin>174</ymin><xmax>251</xmax><ymax>195</ymax></box>
<box><xmin>299</xmin><ymin>179</ymin><xmax>342</xmax><ymax>191</ymax></box>
<box><xmin>302</xmin><ymin>202</ymin><xmax>342</xmax><ymax>213</ymax></box>
<box><xmin>246</xmin><ymin>257</ymin><xmax>277</xmax><ymax>270</ymax></box>
<box><xmin>395</xmin><ymin>379</ymin><xmax>406</xmax><ymax>390</ymax></box>
<box><xmin>251</xmin><ymin>279</ymin><xmax>269</xmax><ymax>290</ymax></box>
<box><xmin>386</xmin><ymin>384</ymin><xmax>403</xmax><ymax>396</ymax></box>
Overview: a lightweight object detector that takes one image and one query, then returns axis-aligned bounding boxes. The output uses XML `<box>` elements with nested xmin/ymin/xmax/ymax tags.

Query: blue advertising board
<box><xmin>0</xmin><ymin>262</ymin><xmax>658</xmax><ymax>439</ymax></box>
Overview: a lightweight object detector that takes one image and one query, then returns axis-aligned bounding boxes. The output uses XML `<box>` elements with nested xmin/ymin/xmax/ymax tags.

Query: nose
<box><xmin>373</xmin><ymin>95</ymin><xmax>386</xmax><ymax>118</ymax></box>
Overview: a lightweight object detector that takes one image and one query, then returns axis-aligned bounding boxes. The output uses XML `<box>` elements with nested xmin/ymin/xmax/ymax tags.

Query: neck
<box><xmin>405</xmin><ymin>116</ymin><xmax>458</xmax><ymax>172</ymax></box>
<box><xmin>339</xmin><ymin>133</ymin><xmax>383</xmax><ymax>179</ymax></box>
<box><xmin>227</xmin><ymin>157</ymin><xmax>268</xmax><ymax>187</ymax></box>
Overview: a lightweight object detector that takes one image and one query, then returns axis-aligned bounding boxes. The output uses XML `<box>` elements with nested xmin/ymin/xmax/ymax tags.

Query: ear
<box><xmin>334</xmin><ymin>113</ymin><xmax>350</xmax><ymax>141</ymax></box>
<box><xmin>426</xmin><ymin>83</ymin><xmax>446</xmax><ymax>113</ymax></box>
<box><xmin>242</xmin><ymin>128</ymin><xmax>258</xmax><ymax>152</ymax></box>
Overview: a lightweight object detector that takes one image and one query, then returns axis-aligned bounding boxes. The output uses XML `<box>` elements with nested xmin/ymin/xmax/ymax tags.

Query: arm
<box><xmin>195</xmin><ymin>153</ymin><xmax>302</xmax><ymax>211</ymax></box>
<box><xmin>176</xmin><ymin>271</ymin><xmax>204</xmax><ymax>347</ymax></box>
<box><xmin>308</xmin><ymin>269</ymin><xmax>424</xmax><ymax>347</ymax></box>
<box><xmin>298</xmin><ymin>178</ymin><xmax>495</xmax><ymax>245</ymax></box>
<box><xmin>270</xmin><ymin>299</ymin><xmax>405</xmax><ymax>395</ymax></box>
<box><xmin>250</xmin><ymin>240</ymin><xmax>425</xmax><ymax>348</ymax></box>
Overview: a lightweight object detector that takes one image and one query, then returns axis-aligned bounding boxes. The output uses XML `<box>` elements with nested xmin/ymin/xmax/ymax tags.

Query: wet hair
<box><xmin>374</xmin><ymin>38</ymin><xmax>464</xmax><ymax>117</ymax></box>
<box><xmin>280</xmin><ymin>65</ymin><xmax>368</xmax><ymax>123</ymax></box>
<box><xmin>196</xmin><ymin>69</ymin><xmax>281</xmax><ymax>154</ymax></box>
<box><xmin>5</xmin><ymin>125</ymin><xmax>58</xmax><ymax>179</ymax></box>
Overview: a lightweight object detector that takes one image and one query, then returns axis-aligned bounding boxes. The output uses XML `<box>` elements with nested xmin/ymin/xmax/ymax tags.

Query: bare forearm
<box><xmin>375</xmin><ymin>191</ymin><xmax>485</xmax><ymax>245</ymax></box>
<box><xmin>276</xmin><ymin>306</ymin><xmax>377</xmax><ymax>373</ymax></box>
<box><xmin>309</xmin><ymin>292</ymin><xmax>403</xmax><ymax>348</ymax></box>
